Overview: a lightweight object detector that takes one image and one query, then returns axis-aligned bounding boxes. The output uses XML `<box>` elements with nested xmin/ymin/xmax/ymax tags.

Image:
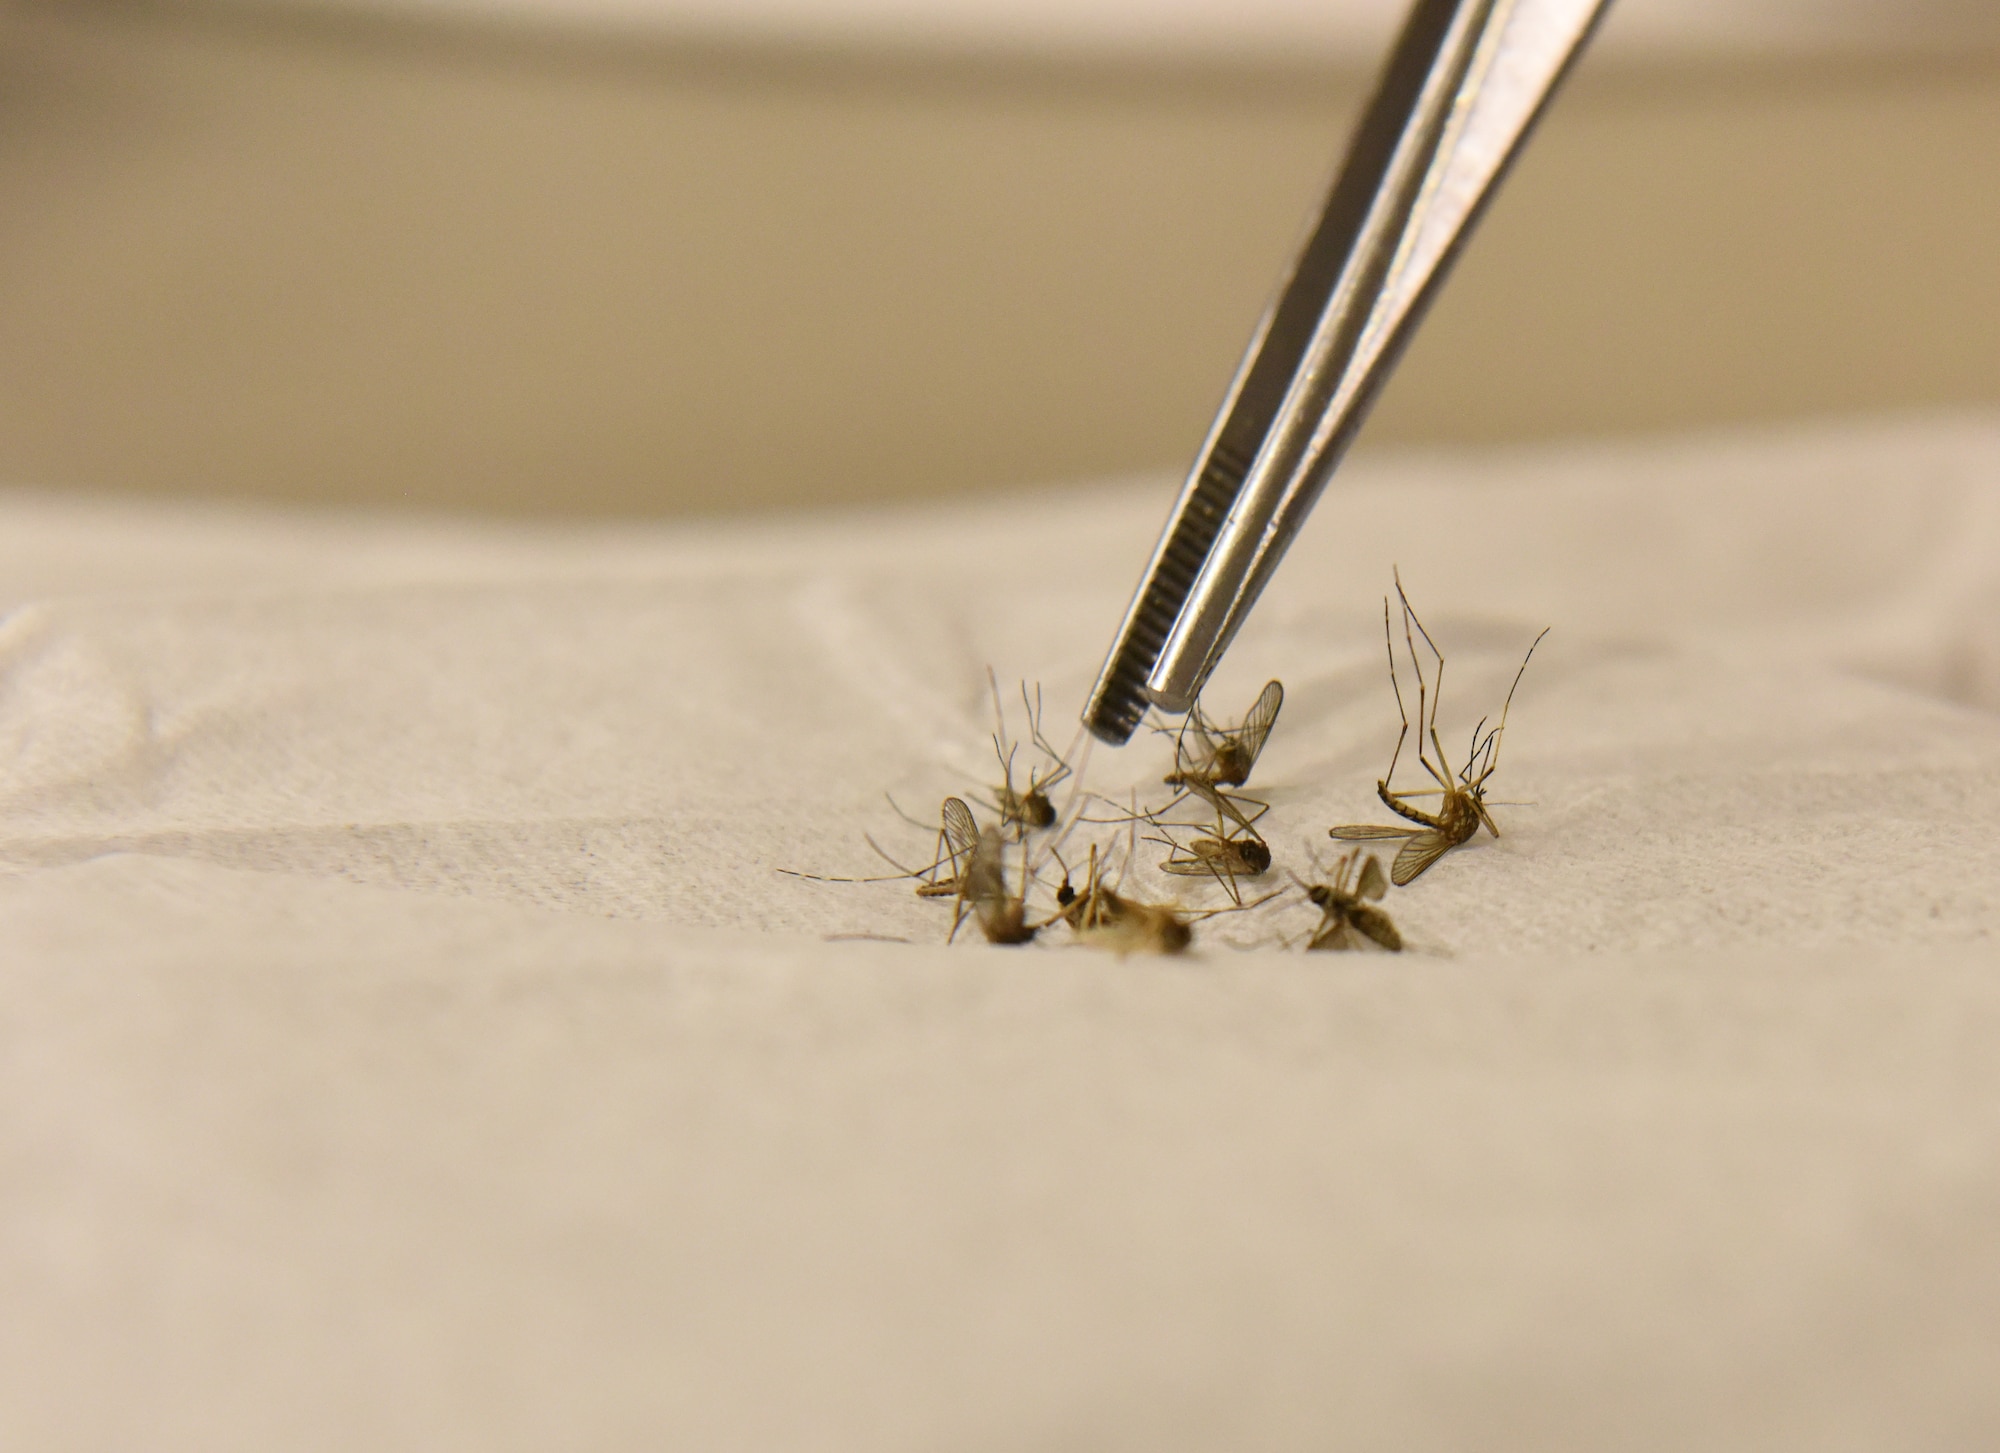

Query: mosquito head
<box><xmin>1017</xmin><ymin>787</ymin><xmax>1057</xmax><ymax>830</ymax></box>
<box><xmin>1236</xmin><ymin>838</ymin><xmax>1273</xmax><ymax>874</ymax></box>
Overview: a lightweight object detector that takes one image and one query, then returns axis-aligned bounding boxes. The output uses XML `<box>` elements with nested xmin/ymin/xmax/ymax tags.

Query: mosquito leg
<box><xmin>1400</xmin><ymin>591</ymin><xmax>1451</xmax><ymax>793</ymax></box>
<box><xmin>987</xmin><ymin>665</ymin><xmax>1009</xmax><ymax>741</ymax></box>
<box><xmin>864</xmin><ymin>831</ymin><xmax>931</xmax><ymax>882</ymax></box>
<box><xmin>1429</xmin><ymin>726</ymin><xmax>1453</xmax><ymax>788</ymax></box>
<box><xmin>1396</xmin><ymin>574</ymin><xmax>1452</xmax><ymax>791</ymax></box>
<box><xmin>884</xmin><ymin>791</ymin><xmax>933</xmax><ymax>832</ymax></box>
<box><xmin>1206</xmin><ymin>847</ymin><xmax>1245</xmax><ymax>907</ymax></box>
<box><xmin>1402</xmin><ymin>594</ymin><xmax>1430</xmax><ymax>786</ymax></box>
<box><xmin>1382</xmin><ymin>597</ymin><xmax>1413</xmax><ymax>788</ymax></box>
<box><xmin>1483</xmin><ymin>626</ymin><xmax>1550</xmax><ymax>780</ymax></box>
<box><xmin>1395</xmin><ymin>568</ymin><xmax>1446</xmax><ymax>667</ymax></box>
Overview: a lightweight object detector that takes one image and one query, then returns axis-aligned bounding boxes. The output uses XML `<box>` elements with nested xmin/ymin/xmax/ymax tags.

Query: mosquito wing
<box><xmin>1228</xmin><ymin>679</ymin><xmax>1284</xmax><ymax>782</ymax></box>
<box><xmin>1350</xmin><ymin>903</ymin><xmax>1403</xmax><ymax>952</ymax></box>
<box><xmin>1390</xmin><ymin>830</ymin><xmax>1454</xmax><ymax>886</ymax></box>
<box><xmin>940</xmin><ymin>797</ymin><xmax>979</xmax><ymax>869</ymax></box>
<box><xmin>912</xmin><ymin>797</ymin><xmax>981</xmax><ymax>897</ymax></box>
<box><xmin>1355</xmin><ymin>854</ymin><xmax>1388</xmax><ymax>901</ymax></box>
<box><xmin>1329</xmin><ymin>824</ymin><xmax>1418</xmax><ymax>842</ymax></box>
<box><xmin>961</xmin><ymin>829</ymin><xmax>1037</xmax><ymax>944</ymax></box>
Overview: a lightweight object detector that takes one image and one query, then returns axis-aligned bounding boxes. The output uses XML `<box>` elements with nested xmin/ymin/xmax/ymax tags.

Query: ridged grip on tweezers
<box><xmin>1078</xmin><ymin>439</ymin><xmax>1252</xmax><ymax>744</ymax></box>
<box><xmin>1083</xmin><ymin>0</ymin><xmax>1610</xmax><ymax>744</ymax></box>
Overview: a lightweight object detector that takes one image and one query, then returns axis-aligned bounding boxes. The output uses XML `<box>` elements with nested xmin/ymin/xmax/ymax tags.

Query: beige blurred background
<box><xmin>1</xmin><ymin>0</ymin><xmax>1997</xmax><ymax>517</ymax></box>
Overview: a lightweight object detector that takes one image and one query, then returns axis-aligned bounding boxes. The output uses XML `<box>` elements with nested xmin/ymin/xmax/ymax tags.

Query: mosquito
<box><xmin>1329</xmin><ymin>575</ymin><xmax>1548</xmax><ymax>886</ymax></box>
<box><xmin>1165</xmin><ymin>678</ymin><xmax>1284</xmax><ymax>790</ymax></box>
<box><xmin>1049</xmin><ymin>842</ymin><xmax>1192</xmax><ymax>956</ymax></box>
<box><xmin>952</xmin><ymin>826</ymin><xmax>1040</xmax><ymax>946</ymax></box>
<box><xmin>1295</xmin><ymin>850</ymin><xmax>1402</xmax><ymax>952</ymax></box>
<box><xmin>1148</xmin><ymin>824</ymin><xmax>1273</xmax><ymax>907</ymax></box>
<box><xmin>1051</xmin><ymin>835</ymin><xmax>1281</xmax><ymax>956</ymax></box>
<box><xmin>779</xmin><ymin>795</ymin><xmax>980</xmax><ymax>899</ymax></box>
<box><xmin>980</xmin><ymin>670</ymin><xmax>1074</xmax><ymax>836</ymax></box>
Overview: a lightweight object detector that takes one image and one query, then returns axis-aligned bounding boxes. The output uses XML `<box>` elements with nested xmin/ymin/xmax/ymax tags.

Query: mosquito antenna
<box><xmin>1463</xmin><ymin>713</ymin><xmax>1493</xmax><ymax>782</ymax></box>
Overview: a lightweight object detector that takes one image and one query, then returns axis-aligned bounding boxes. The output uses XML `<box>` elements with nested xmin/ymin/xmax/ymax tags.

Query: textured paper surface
<box><xmin>4</xmin><ymin>417</ymin><xmax>2000</xmax><ymax>1448</ymax></box>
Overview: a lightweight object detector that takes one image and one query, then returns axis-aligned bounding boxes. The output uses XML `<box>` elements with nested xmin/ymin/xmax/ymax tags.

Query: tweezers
<box><xmin>1082</xmin><ymin>0</ymin><xmax>1612</xmax><ymax>745</ymax></box>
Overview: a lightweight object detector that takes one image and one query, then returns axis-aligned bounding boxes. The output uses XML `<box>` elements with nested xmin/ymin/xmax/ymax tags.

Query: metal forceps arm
<box><xmin>1082</xmin><ymin>0</ymin><xmax>1611</xmax><ymax>745</ymax></box>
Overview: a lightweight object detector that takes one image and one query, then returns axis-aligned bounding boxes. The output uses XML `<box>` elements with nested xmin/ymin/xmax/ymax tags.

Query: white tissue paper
<box><xmin>3</xmin><ymin>415</ymin><xmax>1998</xmax><ymax>1449</ymax></box>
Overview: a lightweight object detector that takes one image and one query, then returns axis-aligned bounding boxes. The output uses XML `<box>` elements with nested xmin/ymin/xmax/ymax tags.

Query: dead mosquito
<box><xmin>979</xmin><ymin>670</ymin><xmax>1074</xmax><ymax>836</ymax></box>
<box><xmin>1050</xmin><ymin>833</ymin><xmax>1282</xmax><ymax>956</ymax></box>
<box><xmin>951</xmin><ymin>826</ymin><xmax>1040</xmax><ymax>946</ymax></box>
<box><xmin>1049</xmin><ymin>842</ymin><xmax>1192</xmax><ymax>956</ymax></box>
<box><xmin>1154</xmin><ymin>678</ymin><xmax>1282</xmax><ymax>838</ymax></box>
<box><xmin>1147</xmin><ymin>823</ymin><xmax>1273</xmax><ymax>907</ymax></box>
<box><xmin>779</xmin><ymin>795</ymin><xmax>980</xmax><ymax>899</ymax></box>
<box><xmin>1295</xmin><ymin>850</ymin><xmax>1402</xmax><ymax>952</ymax></box>
<box><xmin>1164</xmin><ymin>678</ymin><xmax>1284</xmax><ymax>790</ymax></box>
<box><xmin>1329</xmin><ymin>575</ymin><xmax>1547</xmax><ymax>886</ymax></box>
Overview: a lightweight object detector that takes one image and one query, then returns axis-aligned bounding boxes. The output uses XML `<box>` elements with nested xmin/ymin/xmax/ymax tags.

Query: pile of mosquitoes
<box><xmin>787</xmin><ymin>575</ymin><xmax>1547</xmax><ymax>955</ymax></box>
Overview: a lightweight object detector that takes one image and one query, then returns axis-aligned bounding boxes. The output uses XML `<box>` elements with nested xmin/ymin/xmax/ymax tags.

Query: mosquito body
<box><xmin>954</xmin><ymin>827</ymin><xmax>1040</xmax><ymax>945</ymax></box>
<box><xmin>1299</xmin><ymin>851</ymin><xmax>1402</xmax><ymax>952</ymax></box>
<box><xmin>1329</xmin><ymin>577</ymin><xmax>1547</xmax><ymax>886</ymax></box>
<box><xmin>1081</xmin><ymin>900</ymin><xmax>1194</xmax><ymax>957</ymax></box>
